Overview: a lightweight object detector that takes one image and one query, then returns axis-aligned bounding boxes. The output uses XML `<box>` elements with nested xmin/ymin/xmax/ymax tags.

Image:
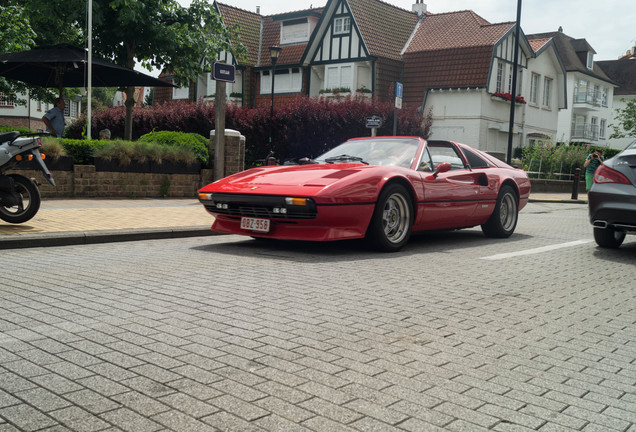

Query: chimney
<box><xmin>412</xmin><ymin>0</ymin><xmax>426</xmax><ymax>16</ymax></box>
<box><xmin>256</xmin><ymin>5</ymin><xmax>260</xmax><ymax>14</ymax></box>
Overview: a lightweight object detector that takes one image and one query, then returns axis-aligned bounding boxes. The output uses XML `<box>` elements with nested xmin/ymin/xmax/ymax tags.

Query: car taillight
<box><xmin>593</xmin><ymin>165</ymin><xmax>631</xmax><ymax>185</ymax></box>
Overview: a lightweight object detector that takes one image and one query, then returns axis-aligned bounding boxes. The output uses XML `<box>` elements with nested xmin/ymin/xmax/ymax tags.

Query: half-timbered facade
<box><xmin>402</xmin><ymin>10</ymin><xmax>567</xmax><ymax>153</ymax></box>
<box><xmin>303</xmin><ymin>0</ymin><xmax>419</xmax><ymax>100</ymax></box>
<box><xmin>155</xmin><ymin>1</ymin><xmax>579</xmax><ymax>157</ymax></box>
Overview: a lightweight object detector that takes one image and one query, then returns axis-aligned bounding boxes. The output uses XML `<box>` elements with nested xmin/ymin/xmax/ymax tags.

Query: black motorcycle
<box><xmin>0</xmin><ymin>131</ymin><xmax>55</xmax><ymax>223</ymax></box>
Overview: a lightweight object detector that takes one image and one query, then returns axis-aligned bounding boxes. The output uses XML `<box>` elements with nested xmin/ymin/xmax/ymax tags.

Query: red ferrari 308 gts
<box><xmin>198</xmin><ymin>137</ymin><xmax>531</xmax><ymax>252</ymax></box>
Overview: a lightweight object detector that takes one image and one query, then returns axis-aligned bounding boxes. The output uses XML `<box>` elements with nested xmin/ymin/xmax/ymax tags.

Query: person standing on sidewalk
<box><xmin>583</xmin><ymin>149</ymin><xmax>604</xmax><ymax>191</ymax></box>
<box><xmin>41</xmin><ymin>97</ymin><xmax>66</xmax><ymax>138</ymax></box>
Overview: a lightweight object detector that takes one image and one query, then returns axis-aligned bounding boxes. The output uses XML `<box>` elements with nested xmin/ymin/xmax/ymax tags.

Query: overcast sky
<box><xmin>185</xmin><ymin>0</ymin><xmax>635</xmax><ymax>61</ymax></box>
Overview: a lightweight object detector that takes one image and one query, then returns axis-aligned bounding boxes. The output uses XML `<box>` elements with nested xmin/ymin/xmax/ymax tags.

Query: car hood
<box><xmin>200</xmin><ymin>163</ymin><xmax>370</xmax><ymax>195</ymax></box>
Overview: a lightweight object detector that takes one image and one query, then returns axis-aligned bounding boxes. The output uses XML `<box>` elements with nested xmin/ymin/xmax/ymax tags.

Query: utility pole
<box><xmin>506</xmin><ymin>0</ymin><xmax>522</xmax><ymax>165</ymax></box>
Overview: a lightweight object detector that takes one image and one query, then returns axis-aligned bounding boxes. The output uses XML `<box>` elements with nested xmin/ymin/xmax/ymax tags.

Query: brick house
<box><xmin>157</xmin><ymin>0</ymin><xmax>420</xmax><ymax>106</ymax></box>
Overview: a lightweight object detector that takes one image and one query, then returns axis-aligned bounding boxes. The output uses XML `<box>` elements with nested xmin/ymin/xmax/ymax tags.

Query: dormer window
<box><xmin>282</xmin><ymin>18</ymin><xmax>310</xmax><ymax>44</ymax></box>
<box><xmin>334</xmin><ymin>17</ymin><xmax>350</xmax><ymax>35</ymax></box>
<box><xmin>586</xmin><ymin>52</ymin><xmax>594</xmax><ymax>70</ymax></box>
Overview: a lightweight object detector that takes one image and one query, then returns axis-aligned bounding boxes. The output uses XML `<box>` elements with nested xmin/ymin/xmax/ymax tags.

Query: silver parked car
<box><xmin>588</xmin><ymin>140</ymin><xmax>636</xmax><ymax>248</ymax></box>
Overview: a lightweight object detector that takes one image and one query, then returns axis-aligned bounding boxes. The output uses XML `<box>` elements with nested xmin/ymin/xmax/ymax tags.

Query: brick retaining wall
<box><xmin>10</xmin><ymin>165</ymin><xmax>214</xmax><ymax>198</ymax></box>
<box><xmin>6</xmin><ymin>129</ymin><xmax>246</xmax><ymax>198</ymax></box>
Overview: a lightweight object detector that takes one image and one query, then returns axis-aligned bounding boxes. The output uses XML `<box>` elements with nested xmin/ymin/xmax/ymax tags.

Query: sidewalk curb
<box><xmin>0</xmin><ymin>226</ymin><xmax>219</xmax><ymax>250</ymax></box>
<box><xmin>529</xmin><ymin>198</ymin><xmax>587</xmax><ymax>204</ymax></box>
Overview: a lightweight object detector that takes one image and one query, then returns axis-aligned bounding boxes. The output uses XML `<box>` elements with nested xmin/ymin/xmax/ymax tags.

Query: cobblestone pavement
<box><xmin>0</xmin><ymin>194</ymin><xmax>583</xmax><ymax>249</ymax></box>
<box><xmin>1</xmin><ymin>201</ymin><xmax>635</xmax><ymax>431</ymax></box>
<box><xmin>0</xmin><ymin>199</ymin><xmax>215</xmax><ymax>249</ymax></box>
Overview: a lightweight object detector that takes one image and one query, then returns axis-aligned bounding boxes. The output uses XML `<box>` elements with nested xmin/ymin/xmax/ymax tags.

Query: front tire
<box><xmin>593</xmin><ymin>227</ymin><xmax>625</xmax><ymax>248</ymax></box>
<box><xmin>481</xmin><ymin>185</ymin><xmax>518</xmax><ymax>238</ymax></box>
<box><xmin>367</xmin><ymin>183</ymin><xmax>413</xmax><ymax>252</ymax></box>
<box><xmin>0</xmin><ymin>174</ymin><xmax>41</xmax><ymax>224</ymax></box>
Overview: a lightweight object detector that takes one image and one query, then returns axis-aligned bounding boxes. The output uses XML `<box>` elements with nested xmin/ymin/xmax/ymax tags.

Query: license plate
<box><xmin>240</xmin><ymin>217</ymin><xmax>270</xmax><ymax>232</ymax></box>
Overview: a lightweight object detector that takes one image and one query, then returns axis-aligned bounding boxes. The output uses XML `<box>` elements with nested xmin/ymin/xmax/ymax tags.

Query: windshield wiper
<box><xmin>325</xmin><ymin>154</ymin><xmax>368</xmax><ymax>164</ymax></box>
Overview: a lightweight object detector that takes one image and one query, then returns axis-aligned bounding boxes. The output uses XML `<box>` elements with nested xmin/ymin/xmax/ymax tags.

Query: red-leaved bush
<box><xmin>67</xmin><ymin>95</ymin><xmax>432</xmax><ymax>166</ymax></box>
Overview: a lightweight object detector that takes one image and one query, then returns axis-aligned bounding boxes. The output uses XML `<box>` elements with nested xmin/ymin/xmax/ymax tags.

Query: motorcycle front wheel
<box><xmin>0</xmin><ymin>174</ymin><xmax>41</xmax><ymax>223</ymax></box>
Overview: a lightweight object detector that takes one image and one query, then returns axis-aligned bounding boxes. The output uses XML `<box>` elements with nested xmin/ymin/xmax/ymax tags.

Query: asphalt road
<box><xmin>1</xmin><ymin>202</ymin><xmax>635</xmax><ymax>431</ymax></box>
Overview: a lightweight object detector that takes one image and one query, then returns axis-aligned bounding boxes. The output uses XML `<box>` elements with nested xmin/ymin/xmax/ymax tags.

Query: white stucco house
<box><xmin>402</xmin><ymin>10</ymin><xmax>567</xmax><ymax>156</ymax></box>
<box><xmin>528</xmin><ymin>30</ymin><xmax>617</xmax><ymax>147</ymax></box>
<box><xmin>0</xmin><ymin>92</ymin><xmax>81</xmax><ymax>133</ymax></box>
<box><xmin>598</xmin><ymin>47</ymin><xmax>636</xmax><ymax>150</ymax></box>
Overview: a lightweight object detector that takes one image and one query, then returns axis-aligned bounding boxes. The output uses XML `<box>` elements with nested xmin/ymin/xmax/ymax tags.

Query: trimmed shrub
<box><xmin>94</xmin><ymin>140</ymin><xmax>198</xmax><ymax>165</ymax></box>
<box><xmin>138</xmin><ymin>130</ymin><xmax>209</xmax><ymax>167</ymax></box>
<box><xmin>59</xmin><ymin>139</ymin><xmax>107</xmax><ymax>164</ymax></box>
<box><xmin>0</xmin><ymin>125</ymin><xmax>35</xmax><ymax>135</ymax></box>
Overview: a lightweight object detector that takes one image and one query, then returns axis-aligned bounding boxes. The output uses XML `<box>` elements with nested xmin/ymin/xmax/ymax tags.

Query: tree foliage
<box><xmin>2</xmin><ymin>0</ymin><xmax>245</xmax><ymax>138</ymax></box>
<box><xmin>88</xmin><ymin>0</ymin><xmax>246</xmax><ymax>139</ymax></box>
<box><xmin>0</xmin><ymin>2</ymin><xmax>59</xmax><ymax>104</ymax></box>
<box><xmin>610</xmin><ymin>98</ymin><xmax>636</xmax><ymax>139</ymax></box>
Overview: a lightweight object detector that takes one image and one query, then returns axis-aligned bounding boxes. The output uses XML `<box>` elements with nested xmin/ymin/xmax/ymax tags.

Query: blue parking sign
<box><xmin>396</xmin><ymin>82</ymin><xmax>403</xmax><ymax>99</ymax></box>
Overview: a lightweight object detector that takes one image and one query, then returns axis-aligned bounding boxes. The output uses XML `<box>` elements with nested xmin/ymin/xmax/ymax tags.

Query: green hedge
<box><xmin>138</xmin><ymin>131</ymin><xmax>209</xmax><ymax>167</ymax></box>
<box><xmin>59</xmin><ymin>139</ymin><xmax>107</xmax><ymax>164</ymax></box>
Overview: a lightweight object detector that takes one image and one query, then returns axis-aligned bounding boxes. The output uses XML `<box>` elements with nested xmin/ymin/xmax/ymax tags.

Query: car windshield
<box><xmin>626</xmin><ymin>139</ymin><xmax>636</xmax><ymax>151</ymax></box>
<box><xmin>315</xmin><ymin>138</ymin><xmax>419</xmax><ymax>168</ymax></box>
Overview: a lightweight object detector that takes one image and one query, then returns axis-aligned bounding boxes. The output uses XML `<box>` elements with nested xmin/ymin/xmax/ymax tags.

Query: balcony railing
<box><xmin>573</xmin><ymin>89</ymin><xmax>607</xmax><ymax>107</ymax></box>
<box><xmin>571</xmin><ymin>123</ymin><xmax>599</xmax><ymax>140</ymax></box>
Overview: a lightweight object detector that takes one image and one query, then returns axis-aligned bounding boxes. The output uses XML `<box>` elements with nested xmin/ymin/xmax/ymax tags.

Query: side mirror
<box><xmin>432</xmin><ymin>162</ymin><xmax>451</xmax><ymax>178</ymax></box>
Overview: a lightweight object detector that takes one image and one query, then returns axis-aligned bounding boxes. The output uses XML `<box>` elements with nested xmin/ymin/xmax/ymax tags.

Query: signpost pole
<box><xmin>214</xmin><ymin>80</ymin><xmax>226</xmax><ymax>181</ymax></box>
<box><xmin>212</xmin><ymin>62</ymin><xmax>235</xmax><ymax>181</ymax></box>
<box><xmin>393</xmin><ymin>82</ymin><xmax>403</xmax><ymax>136</ymax></box>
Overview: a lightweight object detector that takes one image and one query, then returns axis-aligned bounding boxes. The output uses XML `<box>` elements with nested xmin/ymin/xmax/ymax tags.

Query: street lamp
<box><xmin>269</xmin><ymin>46</ymin><xmax>282</xmax><ymax>148</ymax></box>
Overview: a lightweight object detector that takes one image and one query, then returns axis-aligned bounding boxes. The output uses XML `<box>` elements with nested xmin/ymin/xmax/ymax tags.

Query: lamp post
<box><xmin>269</xmin><ymin>46</ymin><xmax>282</xmax><ymax>149</ymax></box>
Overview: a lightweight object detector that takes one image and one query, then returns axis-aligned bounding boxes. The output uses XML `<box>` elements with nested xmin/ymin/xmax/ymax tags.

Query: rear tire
<box><xmin>0</xmin><ymin>174</ymin><xmax>41</xmax><ymax>224</ymax></box>
<box><xmin>367</xmin><ymin>183</ymin><xmax>413</xmax><ymax>252</ymax></box>
<box><xmin>593</xmin><ymin>227</ymin><xmax>625</xmax><ymax>248</ymax></box>
<box><xmin>481</xmin><ymin>185</ymin><xmax>518</xmax><ymax>238</ymax></box>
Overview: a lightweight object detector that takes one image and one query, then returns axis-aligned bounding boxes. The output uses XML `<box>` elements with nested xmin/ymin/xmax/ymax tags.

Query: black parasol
<box><xmin>0</xmin><ymin>44</ymin><xmax>173</xmax><ymax>91</ymax></box>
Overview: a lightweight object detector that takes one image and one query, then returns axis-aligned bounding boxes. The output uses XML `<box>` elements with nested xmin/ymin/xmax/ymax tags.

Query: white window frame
<box><xmin>586</xmin><ymin>52</ymin><xmax>594</xmax><ymax>70</ymax></box>
<box><xmin>542</xmin><ymin>77</ymin><xmax>552</xmax><ymax>108</ymax></box>
<box><xmin>173</xmin><ymin>85</ymin><xmax>189</xmax><ymax>100</ymax></box>
<box><xmin>530</xmin><ymin>73</ymin><xmax>540</xmax><ymax>105</ymax></box>
<box><xmin>574</xmin><ymin>79</ymin><xmax>588</xmax><ymax>103</ymax></box>
<box><xmin>601</xmin><ymin>87</ymin><xmax>608</xmax><ymax>106</ymax></box>
<box><xmin>260</xmin><ymin>68</ymin><xmax>303</xmax><ymax>95</ymax></box>
<box><xmin>496</xmin><ymin>63</ymin><xmax>504</xmax><ymax>93</ymax></box>
<box><xmin>600</xmin><ymin>118</ymin><xmax>607</xmax><ymax>139</ymax></box>
<box><xmin>334</xmin><ymin>17</ymin><xmax>350</xmax><ymax>35</ymax></box>
<box><xmin>325</xmin><ymin>63</ymin><xmax>354</xmax><ymax>91</ymax></box>
<box><xmin>281</xmin><ymin>18</ymin><xmax>310</xmax><ymax>44</ymax></box>
<box><xmin>0</xmin><ymin>93</ymin><xmax>14</xmax><ymax>107</ymax></box>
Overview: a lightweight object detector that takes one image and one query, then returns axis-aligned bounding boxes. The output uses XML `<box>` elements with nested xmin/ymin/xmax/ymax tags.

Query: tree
<box><xmin>610</xmin><ymin>98</ymin><xmax>636</xmax><ymax>139</ymax></box>
<box><xmin>6</xmin><ymin>0</ymin><xmax>245</xmax><ymax>139</ymax></box>
<box><xmin>89</xmin><ymin>0</ymin><xmax>246</xmax><ymax>139</ymax></box>
<box><xmin>0</xmin><ymin>3</ymin><xmax>58</xmax><ymax>105</ymax></box>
